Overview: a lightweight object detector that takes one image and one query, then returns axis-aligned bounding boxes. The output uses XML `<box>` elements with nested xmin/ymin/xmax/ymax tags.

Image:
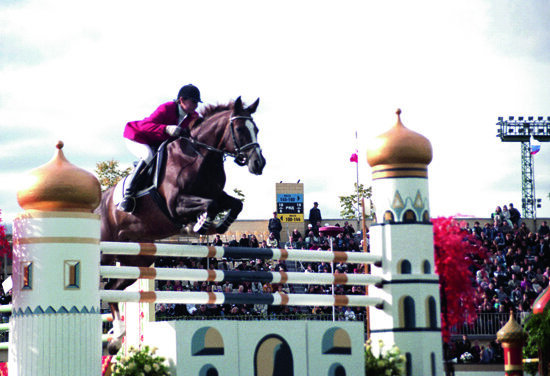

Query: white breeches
<box><xmin>125</xmin><ymin>139</ymin><xmax>155</xmax><ymax>163</ymax></box>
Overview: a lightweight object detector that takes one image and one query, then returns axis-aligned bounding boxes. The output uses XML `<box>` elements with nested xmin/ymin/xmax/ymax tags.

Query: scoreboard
<box><xmin>277</xmin><ymin>193</ymin><xmax>304</xmax><ymax>223</ymax></box>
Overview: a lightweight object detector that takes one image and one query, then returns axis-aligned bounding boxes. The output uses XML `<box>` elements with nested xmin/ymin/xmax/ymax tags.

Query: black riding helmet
<box><xmin>177</xmin><ymin>84</ymin><xmax>202</xmax><ymax>103</ymax></box>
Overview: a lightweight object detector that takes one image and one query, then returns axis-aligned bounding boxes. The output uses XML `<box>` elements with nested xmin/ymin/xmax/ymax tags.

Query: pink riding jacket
<box><xmin>123</xmin><ymin>101</ymin><xmax>199</xmax><ymax>146</ymax></box>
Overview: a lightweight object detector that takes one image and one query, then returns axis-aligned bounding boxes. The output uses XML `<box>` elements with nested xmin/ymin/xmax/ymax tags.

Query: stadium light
<box><xmin>497</xmin><ymin>115</ymin><xmax>550</xmax><ymax>219</ymax></box>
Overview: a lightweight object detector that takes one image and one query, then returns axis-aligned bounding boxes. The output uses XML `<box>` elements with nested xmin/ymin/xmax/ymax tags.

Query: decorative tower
<box><xmin>366</xmin><ymin>109</ymin><xmax>443</xmax><ymax>376</ymax></box>
<box><xmin>10</xmin><ymin>141</ymin><xmax>102</xmax><ymax>375</ymax></box>
<box><xmin>497</xmin><ymin>313</ymin><xmax>527</xmax><ymax>376</ymax></box>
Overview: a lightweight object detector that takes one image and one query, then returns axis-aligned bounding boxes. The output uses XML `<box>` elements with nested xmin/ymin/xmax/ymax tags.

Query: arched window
<box><xmin>405</xmin><ymin>353</ymin><xmax>412</xmax><ymax>376</ymax></box>
<box><xmin>427</xmin><ymin>296</ymin><xmax>437</xmax><ymax>328</ymax></box>
<box><xmin>192</xmin><ymin>327</ymin><xmax>224</xmax><ymax>356</ymax></box>
<box><xmin>403</xmin><ymin>210</ymin><xmax>416</xmax><ymax>223</ymax></box>
<box><xmin>328</xmin><ymin>363</ymin><xmax>346</xmax><ymax>376</ymax></box>
<box><xmin>384</xmin><ymin>211</ymin><xmax>395</xmax><ymax>223</ymax></box>
<box><xmin>322</xmin><ymin>328</ymin><xmax>352</xmax><ymax>355</ymax></box>
<box><xmin>403</xmin><ymin>296</ymin><xmax>416</xmax><ymax>328</ymax></box>
<box><xmin>199</xmin><ymin>365</ymin><xmax>219</xmax><ymax>376</ymax></box>
<box><xmin>422</xmin><ymin>260</ymin><xmax>431</xmax><ymax>274</ymax></box>
<box><xmin>254</xmin><ymin>334</ymin><xmax>293</xmax><ymax>376</ymax></box>
<box><xmin>422</xmin><ymin>210</ymin><xmax>430</xmax><ymax>223</ymax></box>
<box><xmin>399</xmin><ymin>260</ymin><xmax>412</xmax><ymax>274</ymax></box>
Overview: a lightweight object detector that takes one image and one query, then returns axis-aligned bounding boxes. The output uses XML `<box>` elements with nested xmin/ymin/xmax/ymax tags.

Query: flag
<box><xmin>531</xmin><ymin>145</ymin><xmax>541</xmax><ymax>155</ymax></box>
<box><xmin>350</xmin><ymin>151</ymin><xmax>358</xmax><ymax>163</ymax></box>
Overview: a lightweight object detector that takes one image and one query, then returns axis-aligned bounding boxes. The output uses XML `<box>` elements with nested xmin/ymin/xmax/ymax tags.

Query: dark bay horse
<box><xmin>98</xmin><ymin>97</ymin><xmax>265</xmax><ymax>354</ymax></box>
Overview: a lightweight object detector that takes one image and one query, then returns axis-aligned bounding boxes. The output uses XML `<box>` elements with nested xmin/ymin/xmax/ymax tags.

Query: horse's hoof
<box><xmin>193</xmin><ymin>212</ymin><xmax>211</xmax><ymax>235</ymax></box>
<box><xmin>107</xmin><ymin>339</ymin><xmax>123</xmax><ymax>355</ymax></box>
<box><xmin>194</xmin><ymin>222</ymin><xmax>211</xmax><ymax>235</ymax></box>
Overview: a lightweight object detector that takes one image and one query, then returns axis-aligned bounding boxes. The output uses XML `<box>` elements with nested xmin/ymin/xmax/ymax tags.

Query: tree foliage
<box><xmin>524</xmin><ymin>307</ymin><xmax>550</xmax><ymax>376</ymax></box>
<box><xmin>338</xmin><ymin>183</ymin><xmax>373</xmax><ymax>221</ymax></box>
<box><xmin>433</xmin><ymin>216</ymin><xmax>487</xmax><ymax>342</ymax></box>
<box><xmin>232</xmin><ymin>188</ymin><xmax>245</xmax><ymax>204</ymax></box>
<box><xmin>95</xmin><ymin>159</ymin><xmax>132</xmax><ymax>191</ymax></box>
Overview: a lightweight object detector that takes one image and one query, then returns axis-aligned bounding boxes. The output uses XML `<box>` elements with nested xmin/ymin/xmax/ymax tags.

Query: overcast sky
<box><xmin>2</xmin><ymin>0</ymin><xmax>550</xmax><ymax>226</ymax></box>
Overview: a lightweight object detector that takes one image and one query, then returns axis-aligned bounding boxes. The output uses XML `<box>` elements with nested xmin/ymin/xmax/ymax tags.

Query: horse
<box><xmin>97</xmin><ymin>97</ymin><xmax>265</xmax><ymax>354</ymax></box>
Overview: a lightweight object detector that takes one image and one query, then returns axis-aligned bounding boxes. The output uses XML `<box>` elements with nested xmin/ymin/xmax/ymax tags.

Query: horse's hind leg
<box><xmin>106</xmin><ymin>302</ymin><xmax>126</xmax><ymax>355</ymax></box>
<box><xmin>215</xmin><ymin>191</ymin><xmax>243</xmax><ymax>233</ymax></box>
<box><xmin>103</xmin><ymin>275</ymin><xmax>144</xmax><ymax>355</ymax></box>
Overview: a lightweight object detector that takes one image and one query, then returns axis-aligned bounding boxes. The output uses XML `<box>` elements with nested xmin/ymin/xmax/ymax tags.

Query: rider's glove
<box><xmin>165</xmin><ymin>126</ymin><xmax>184</xmax><ymax>137</ymax></box>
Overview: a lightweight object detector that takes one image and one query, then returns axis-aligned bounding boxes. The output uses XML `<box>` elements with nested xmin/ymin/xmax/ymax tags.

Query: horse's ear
<box><xmin>246</xmin><ymin>98</ymin><xmax>260</xmax><ymax>114</ymax></box>
<box><xmin>234</xmin><ymin>96</ymin><xmax>243</xmax><ymax>113</ymax></box>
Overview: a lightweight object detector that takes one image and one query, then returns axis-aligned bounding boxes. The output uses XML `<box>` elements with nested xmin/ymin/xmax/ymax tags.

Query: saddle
<box><xmin>114</xmin><ymin>140</ymin><xmax>185</xmax><ymax>227</ymax></box>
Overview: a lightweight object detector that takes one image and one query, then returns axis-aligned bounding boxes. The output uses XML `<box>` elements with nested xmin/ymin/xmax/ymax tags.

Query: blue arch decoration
<box><xmin>191</xmin><ymin>327</ymin><xmax>224</xmax><ymax>356</ymax></box>
<box><xmin>254</xmin><ymin>334</ymin><xmax>294</xmax><ymax>376</ymax></box>
<box><xmin>322</xmin><ymin>327</ymin><xmax>352</xmax><ymax>355</ymax></box>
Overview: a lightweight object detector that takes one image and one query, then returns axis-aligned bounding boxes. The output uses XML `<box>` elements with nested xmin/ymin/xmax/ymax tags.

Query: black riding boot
<box><xmin>117</xmin><ymin>160</ymin><xmax>148</xmax><ymax>213</ymax></box>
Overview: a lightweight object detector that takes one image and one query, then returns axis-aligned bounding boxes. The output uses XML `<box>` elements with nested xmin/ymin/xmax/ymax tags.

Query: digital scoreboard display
<box><xmin>277</xmin><ymin>193</ymin><xmax>304</xmax><ymax>222</ymax></box>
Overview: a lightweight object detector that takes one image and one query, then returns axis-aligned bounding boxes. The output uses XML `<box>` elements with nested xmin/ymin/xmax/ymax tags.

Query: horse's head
<box><xmin>229</xmin><ymin>97</ymin><xmax>266</xmax><ymax>175</ymax></box>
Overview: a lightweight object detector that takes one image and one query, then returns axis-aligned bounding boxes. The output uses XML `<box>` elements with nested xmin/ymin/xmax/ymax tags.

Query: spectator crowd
<box><xmin>468</xmin><ymin>204</ymin><xmax>550</xmax><ymax>316</ymax></box>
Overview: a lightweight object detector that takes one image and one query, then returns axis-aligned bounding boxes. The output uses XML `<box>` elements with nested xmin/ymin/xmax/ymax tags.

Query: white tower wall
<box><xmin>9</xmin><ymin>211</ymin><xmax>102</xmax><ymax>376</ymax></box>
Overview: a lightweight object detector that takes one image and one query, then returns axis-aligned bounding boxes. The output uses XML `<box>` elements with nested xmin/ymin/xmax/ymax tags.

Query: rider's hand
<box><xmin>165</xmin><ymin>126</ymin><xmax>184</xmax><ymax>137</ymax></box>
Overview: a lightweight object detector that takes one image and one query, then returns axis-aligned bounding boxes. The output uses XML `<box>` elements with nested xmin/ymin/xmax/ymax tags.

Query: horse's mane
<box><xmin>191</xmin><ymin>101</ymin><xmax>234</xmax><ymax>129</ymax></box>
<box><xmin>199</xmin><ymin>101</ymin><xmax>235</xmax><ymax>121</ymax></box>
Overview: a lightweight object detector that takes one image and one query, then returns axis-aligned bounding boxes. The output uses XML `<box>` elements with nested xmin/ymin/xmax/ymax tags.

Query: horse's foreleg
<box><xmin>215</xmin><ymin>192</ymin><xmax>243</xmax><ymax>234</ymax></box>
<box><xmin>175</xmin><ymin>195</ymin><xmax>219</xmax><ymax>235</ymax></box>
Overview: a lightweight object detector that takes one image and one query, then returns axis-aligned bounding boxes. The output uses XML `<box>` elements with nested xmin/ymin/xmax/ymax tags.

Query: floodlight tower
<box><xmin>497</xmin><ymin>116</ymin><xmax>550</xmax><ymax>219</ymax></box>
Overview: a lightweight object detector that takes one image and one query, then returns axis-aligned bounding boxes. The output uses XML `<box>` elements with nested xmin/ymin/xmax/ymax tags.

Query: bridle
<box><xmin>228</xmin><ymin>115</ymin><xmax>261</xmax><ymax>165</ymax></box>
<box><xmin>186</xmin><ymin>115</ymin><xmax>261</xmax><ymax>166</ymax></box>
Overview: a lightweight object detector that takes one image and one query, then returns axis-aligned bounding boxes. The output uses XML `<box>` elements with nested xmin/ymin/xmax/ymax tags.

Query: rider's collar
<box><xmin>177</xmin><ymin>104</ymin><xmax>188</xmax><ymax>126</ymax></box>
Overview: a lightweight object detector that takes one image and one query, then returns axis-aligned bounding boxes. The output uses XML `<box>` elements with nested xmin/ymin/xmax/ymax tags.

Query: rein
<box><xmin>185</xmin><ymin>115</ymin><xmax>260</xmax><ymax>165</ymax></box>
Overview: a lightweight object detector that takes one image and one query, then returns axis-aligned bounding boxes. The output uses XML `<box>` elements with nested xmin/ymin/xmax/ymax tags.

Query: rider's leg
<box><xmin>117</xmin><ymin>140</ymin><xmax>154</xmax><ymax>213</ymax></box>
<box><xmin>117</xmin><ymin>159</ymin><xmax>148</xmax><ymax>213</ymax></box>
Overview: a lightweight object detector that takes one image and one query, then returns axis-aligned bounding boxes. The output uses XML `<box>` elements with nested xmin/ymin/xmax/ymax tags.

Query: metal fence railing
<box><xmin>450</xmin><ymin>312</ymin><xmax>530</xmax><ymax>337</ymax></box>
<box><xmin>102</xmin><ymin>312</ymin><xmax>370</xmax><ymax>335</ymax></box>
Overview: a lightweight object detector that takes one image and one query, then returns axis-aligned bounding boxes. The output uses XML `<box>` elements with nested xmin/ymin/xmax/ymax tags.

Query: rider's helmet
<box><xmin>177</xmin><ymin>84</ymin><xmax>202</xmax><ymax>103</ymax></box>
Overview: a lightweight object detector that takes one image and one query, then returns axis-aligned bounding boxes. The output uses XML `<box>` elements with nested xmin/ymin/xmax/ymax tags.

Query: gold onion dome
<box><xmin>497</xmin><ymin>313</ymin><xmax>527</xmax><ymax>343</ymax></box>
<box><xmin>17</xmin><ymin>141</ymin><xmax>101</xmax><ymax>212</ymax></box>
<box><xmin>367</xmin><ymin>109</ymin><xmax>433</xmax><ymax>167</ymax></box>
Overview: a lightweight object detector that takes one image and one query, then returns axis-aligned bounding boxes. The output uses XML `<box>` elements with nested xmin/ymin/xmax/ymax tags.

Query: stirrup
<box><xmin>117</xmin><ymin>196</ymin><xmax>136</xmax><ymax>213</ymax></box>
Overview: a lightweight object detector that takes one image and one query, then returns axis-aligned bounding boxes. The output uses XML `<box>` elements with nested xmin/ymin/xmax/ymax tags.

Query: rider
<box><xmin>118</xmin><ymin>83</ymin><xmax>202</xmax><ymax>213</ymax></box>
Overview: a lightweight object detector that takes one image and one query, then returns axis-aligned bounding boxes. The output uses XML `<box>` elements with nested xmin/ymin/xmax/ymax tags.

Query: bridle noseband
<box><xmin>185</xmin><ymin>115</ymin><xmax>261</xmax><ymax>165</ymax></box>
<box><xmin>228</xmin><ymin>115</ymin><xmax>261</xmax><ymax>166</ymax></box>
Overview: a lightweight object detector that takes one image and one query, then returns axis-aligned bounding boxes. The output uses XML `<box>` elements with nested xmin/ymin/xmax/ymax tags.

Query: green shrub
<box><xmin>111</xmin><ymin>345</ymin><xmax>171</xmax><ymax>376</ymax></box>
<box><xmin>364</xmin><ymin>339</ymin><xmax>405</xmax><ymax>376</ymax></box>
